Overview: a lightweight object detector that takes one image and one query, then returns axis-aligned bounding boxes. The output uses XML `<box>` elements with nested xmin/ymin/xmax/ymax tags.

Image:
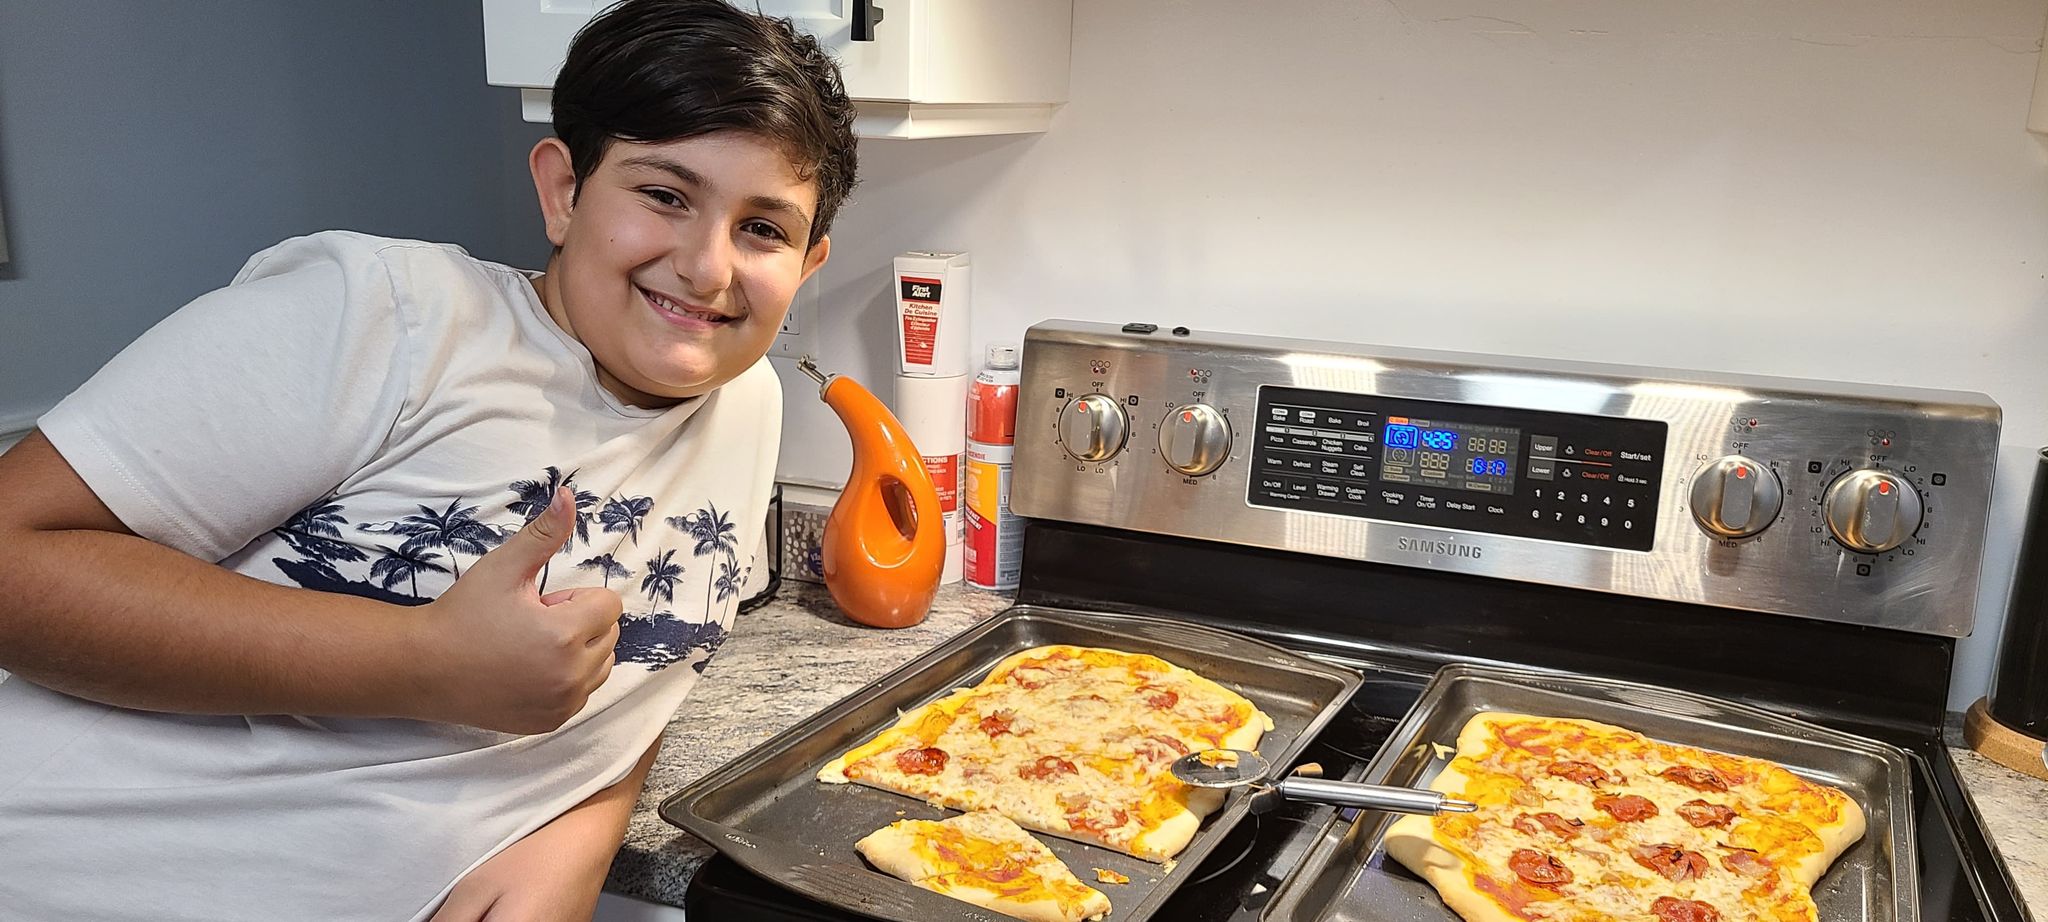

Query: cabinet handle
<box><xmin>852</xmin><ymin>0</ymin><xmax>884</xmax><ymax>41</ymax></box>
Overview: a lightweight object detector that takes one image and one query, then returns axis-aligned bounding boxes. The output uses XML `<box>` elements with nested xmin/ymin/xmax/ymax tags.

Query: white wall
<box><xmin>776</xmin><ymin>0</ymin><xmax>2048</xmax><ymax>710</ymax></box>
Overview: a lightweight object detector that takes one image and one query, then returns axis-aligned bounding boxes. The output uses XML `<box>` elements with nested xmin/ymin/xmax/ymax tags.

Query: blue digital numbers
<box><xmin>1490</xmin><ymin>458</ymin><xmax>1509</xmax><ymax>476</ymax></box>
<box><xmin>1384</xmin><ymin>423</ymin><xmax>1419</xmax><ymax>450</ymax></box>
<box><xmin>1421</xmin><ymin>429</ymin><xmax>1459</xmax><ymax>451</ymax></box>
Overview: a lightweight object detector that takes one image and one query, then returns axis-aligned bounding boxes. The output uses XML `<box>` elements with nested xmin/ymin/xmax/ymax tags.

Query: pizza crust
<box><xmin>854</xmin><ymin>812</ymin><xmax>1111</xmax><ymax>922</ymax></box>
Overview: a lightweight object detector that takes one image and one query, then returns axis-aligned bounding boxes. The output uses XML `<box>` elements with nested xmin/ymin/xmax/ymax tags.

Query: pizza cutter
<box><xmin>1170</xmin><ymin>750</ymin><xmax>1478</xmax><ymax>816</ymax></box>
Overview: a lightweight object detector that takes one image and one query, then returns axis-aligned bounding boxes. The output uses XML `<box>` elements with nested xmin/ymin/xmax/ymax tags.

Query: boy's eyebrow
<box><xmin>618</xmin><ymin>154</ymin><xmax>815</xmax><ymax>235</ymax></box>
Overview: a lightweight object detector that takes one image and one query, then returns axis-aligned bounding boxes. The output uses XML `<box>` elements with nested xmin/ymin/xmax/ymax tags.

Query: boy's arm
<box><xmin>432</xmin><ymin>736</ymin><xmax>664</xmax><ymax>922</ymax></box>
<box><xmin>0</xmin><ymin>431</ymin><xmax>623</xmax><ymax>733</ymax></box>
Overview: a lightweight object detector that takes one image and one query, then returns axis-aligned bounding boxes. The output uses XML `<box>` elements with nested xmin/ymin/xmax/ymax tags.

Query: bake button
<box><xmin>1530</xmin><ymin>435</ymin><xmax>1560</xmax><ymax>457</ymax></box>
<box><xmin>1528</xmin><ymin>457</ymin><xmax>1557</xmax><ymax>481</ymax></box>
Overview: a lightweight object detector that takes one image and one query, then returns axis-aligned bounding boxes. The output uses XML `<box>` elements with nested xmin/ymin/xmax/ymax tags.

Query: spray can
<box><xmin>964</xmin><ymin>344</ymin><xmax>1023</xmax><ymax>591</ymax></box>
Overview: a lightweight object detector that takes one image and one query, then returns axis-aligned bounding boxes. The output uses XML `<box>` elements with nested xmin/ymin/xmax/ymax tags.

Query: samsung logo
<box><xmin>1397</xmin><ymin>537</ymin><xmax>1484</xmax><ymax>560</ymax></box>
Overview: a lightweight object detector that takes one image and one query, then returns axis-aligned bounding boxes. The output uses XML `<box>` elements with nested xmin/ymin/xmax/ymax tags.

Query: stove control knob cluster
<box><xmin>1688</xmin><ymin>456</ymin><xmax>1784</xmax><ymax>538</ymax></box>
<box><xmin>1058</xmin><ymin>394</ymin><xmax>1128</xmax><ymax>462</ymax></box>
<box><xmin>1822</xmin><ymin>468</ymin><xmax>1923</xmax><ymax>554</ymax></box>
<box><xmin>1159</xmin><ymin>403</ymin><xmax>1231</xmax><ymax>476</ymax></box>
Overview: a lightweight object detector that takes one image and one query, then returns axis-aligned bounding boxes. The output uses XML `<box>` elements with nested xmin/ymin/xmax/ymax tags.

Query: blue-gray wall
<box><xmin>0</xmin><ymin>1</ymin><xmax>554</xmax><ymax>430</ymax></box>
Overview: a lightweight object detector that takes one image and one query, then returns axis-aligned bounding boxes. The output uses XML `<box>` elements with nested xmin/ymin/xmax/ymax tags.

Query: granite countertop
<box><xmin>605</xmin><ymin>581</ymin><xmax>2048</xmax><ymax>916</ymax></box>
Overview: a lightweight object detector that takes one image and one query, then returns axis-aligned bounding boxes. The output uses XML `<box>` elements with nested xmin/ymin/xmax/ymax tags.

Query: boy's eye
<box><xmin>742</xmin><ymin>220</ymin><xmax>788</xmax><ymax>243</ymax></box>
<box><xmin>641</xmin><ymin>188</ymin><xmax>685</xmax><ymax>208</ymax></box>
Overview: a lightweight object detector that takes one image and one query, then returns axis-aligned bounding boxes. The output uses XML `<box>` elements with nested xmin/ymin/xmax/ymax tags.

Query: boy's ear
<box><xmin>800</xmin><ymin>235</ymin><xmax>831</xmax><ymax>285</ymax></box>
<box><xmin>530</xmin><ymin>138</ymin><xmax>578</xmax><ymax>247</ymax></box>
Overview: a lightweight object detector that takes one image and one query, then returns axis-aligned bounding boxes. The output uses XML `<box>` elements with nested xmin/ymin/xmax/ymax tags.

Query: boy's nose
<box><xmin>671</xmin><ymin>224</ymin><xmax>734</xmax><ymax>298</ymax></box>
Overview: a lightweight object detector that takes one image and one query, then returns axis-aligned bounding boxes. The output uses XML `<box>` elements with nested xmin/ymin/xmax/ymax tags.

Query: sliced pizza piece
<box><xmin>854</xmin><ymin>811</ymin><xmax>1111</xmax><ymax>922</ymax></box>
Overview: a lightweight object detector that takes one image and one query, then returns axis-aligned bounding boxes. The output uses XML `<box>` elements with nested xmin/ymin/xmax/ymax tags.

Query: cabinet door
<box><xmin>484</xmin><ymin>0</ymin><xmax>910</xmax><ymax>101</ymax></box>
<box><xmin>750</xmin><ymin>0</ymin><xmax>911</xmax><ymax>102</ymax></box>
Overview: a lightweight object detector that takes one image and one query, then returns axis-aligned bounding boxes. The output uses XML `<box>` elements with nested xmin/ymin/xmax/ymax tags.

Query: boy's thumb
<box><xmin>480</xmin><ymin>487</ymin><xmax>570</xmax><ymax>585</ymax></box>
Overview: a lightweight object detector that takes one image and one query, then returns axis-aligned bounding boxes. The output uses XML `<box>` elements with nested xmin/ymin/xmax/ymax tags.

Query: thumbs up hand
<box><xmin>415</xmin><ymin>487</ymin><xmax>622</xmax><ymax>734</ymax></box>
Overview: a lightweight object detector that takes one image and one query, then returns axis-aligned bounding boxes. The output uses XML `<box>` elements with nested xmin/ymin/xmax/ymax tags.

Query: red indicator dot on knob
<box><xmin>1182</xmin><ymin>410</ymin><xmax>1195</xmax><ymax>422</ymax></box>
<box><xmin>1878</xmin><ymin>482</ymin><xmax>1892</xmax><ymax>495</ymax></box>
<box><xmin>1735</xmin><ymin>466</ymin><xmax>1749</xmax><ymax>479</ymax></box>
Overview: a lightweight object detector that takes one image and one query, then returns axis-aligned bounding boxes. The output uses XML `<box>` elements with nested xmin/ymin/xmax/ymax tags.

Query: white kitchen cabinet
<box><xmin>483</xmin><ymin>0</ymin><xmax>1072</xmax><ymax>139</ymax></box>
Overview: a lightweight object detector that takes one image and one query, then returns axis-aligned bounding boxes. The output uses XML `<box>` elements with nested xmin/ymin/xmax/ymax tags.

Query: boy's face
<box><xmin>530</xmin><ymin>131</ymin><xmax>830</xmax><ymax>407</ymax></box>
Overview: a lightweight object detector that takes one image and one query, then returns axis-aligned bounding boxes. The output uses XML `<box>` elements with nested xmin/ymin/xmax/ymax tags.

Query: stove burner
<box><xmin>1186</xmin><ymin>813</ymin><xmax>1260</xmax><ymax>886</ymax></box>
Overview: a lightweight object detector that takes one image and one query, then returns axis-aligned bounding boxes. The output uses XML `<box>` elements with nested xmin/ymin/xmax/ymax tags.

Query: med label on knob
<box><xmin>1059</xmin><ymin>394</ymin><xmax>1128</xmax><ymax>462</ymax></box>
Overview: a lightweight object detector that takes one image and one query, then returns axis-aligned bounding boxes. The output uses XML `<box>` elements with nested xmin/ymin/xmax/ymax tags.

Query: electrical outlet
<box><xmin>771</xmin><ymin>273</ymin><xmax>820</xmax><ymax>358</ymax></box>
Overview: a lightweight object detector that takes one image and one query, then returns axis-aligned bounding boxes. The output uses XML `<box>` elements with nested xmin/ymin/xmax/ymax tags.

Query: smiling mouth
<box><xmin>641</xmin><ymin>287</ymin><xmax>737</xmax><ymax>325</ymax></box>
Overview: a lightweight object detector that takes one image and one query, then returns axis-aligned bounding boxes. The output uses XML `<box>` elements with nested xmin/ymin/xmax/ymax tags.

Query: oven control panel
<box><xmin>1011</xmin><ymin>321</ymin><xmax>2002</xmax><ymax>637</ymax></box>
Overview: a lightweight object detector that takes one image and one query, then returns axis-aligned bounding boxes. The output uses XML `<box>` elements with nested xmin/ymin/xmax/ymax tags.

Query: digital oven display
<box><xmin>1379</xmin><ymin>418</ymin><xmax>1521</xmax><ymax>494</ymax></box>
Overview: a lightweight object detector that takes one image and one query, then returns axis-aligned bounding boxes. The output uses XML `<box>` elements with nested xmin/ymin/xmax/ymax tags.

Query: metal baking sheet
<box><xmin>659</xmin><ymin>605</ymin><xmax>1364</xmax><ymax>922</ymax></box>
<box><xmin>1265</xmin><ymin>663</ymin><xmax>1918</xmax><ymax>922</ymax></box>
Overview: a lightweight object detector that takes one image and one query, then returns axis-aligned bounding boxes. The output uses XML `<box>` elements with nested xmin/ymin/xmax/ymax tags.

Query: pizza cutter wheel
<box><xmin>1170</xmin><ymin>749</ymin><xmax>1478</xmax><ymax>816</ymax></box>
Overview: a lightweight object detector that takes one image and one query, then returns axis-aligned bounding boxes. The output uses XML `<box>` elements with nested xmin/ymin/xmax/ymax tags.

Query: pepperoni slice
<box><xmin>1147</xmin><ymin>734</ymin><xmax>1191</xmax><ymax>756</ymax></box>
<box><xmin>980</xmin><ymin>865</ymin><xmax>1024</xmax><ymax>884</ymax></box>
<box><xmin>1512</xmin><ymin>812</ymin><xmax>1585</xmax><ymax>840</ymax></box>
<box><xmin>1018</xmin><ymin>755</ymin><xmax>1078</xmax><ymax>780</ymax></box>
<box><xmin>1676</xmin><ymin>799</ymin><xmax>1737</xmax><ymax>829</ymax></box>
<box><xmin>1144</xmin><ymin>687</ymin><xmax>1180</xmax><ymax>710</ymax></box>
<box><xmin>1630</xmin><ymin>844</ymin><xmax>1710</xmax><ymax>882</ymax></box>
<box><xmin>1593</xmin><ymin>794</ymin><xmax>1659</xmax><ymax>822</ymax></box>
<box><xmin>1545</xmin><ymin>761</ymin><xmax>1612</xmax><ymax>787</ymax></box>
<box><xmin>1066</xmin><ymin>807</ymin><xmax>1131</xmax><ymax>835</ymax></box>
<box><xmin>1720</xmin><ymin>847</ymin><xmax>1774</xmax><ymax>878</ymax></box>
<box><xmin>979</xmin><ymin>710</ymin><xmax>1016</xmax><ymax>737</ymax></box>
<box><xmin>1651</xmin><ymin>897</ymin><xmax>1721</xmax><ymax>922</ymax></box>
<box><xmin>1660</xmin><ymin>765</ymin><xmax>1729</xmax><ymax>792</ymax></box>
<box><xmin>1507</xmin><ymin>849</ymin><xmax>1574</xmax><ymax>889</ymax></box>
<box><xmin>895</xmin><ymin>747</ymin><xmax>948</xmax><ymax>776</ymax></box>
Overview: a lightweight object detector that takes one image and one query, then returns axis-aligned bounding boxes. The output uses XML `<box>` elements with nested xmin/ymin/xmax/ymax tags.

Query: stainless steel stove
<box><xmin>685</xmin><ymin>320</ymin><xmax>2027</xmax><ymax>921</ymax></box>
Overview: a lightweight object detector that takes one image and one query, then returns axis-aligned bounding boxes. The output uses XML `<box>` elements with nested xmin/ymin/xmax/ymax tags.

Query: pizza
<box><xmin>1385</xmin><ymin>712</ymin><xmax>1866</xmax><ymax>922</ymax></box>
<box><xmin>820</xmin><ymin>644</ymin><xmax>1273</xmax><ymax>861</ymax></box>
<box><xmin>855</xmin><ymin>811</ymin><xmax>1112</xmax><ymax>922</ymax></box>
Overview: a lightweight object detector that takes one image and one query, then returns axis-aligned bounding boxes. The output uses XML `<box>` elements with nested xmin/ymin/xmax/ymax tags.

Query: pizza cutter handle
<box><xmin>1272</xmin><ymin>777</ymin><xmax>1478</xmax><ymax>815</ymax></box>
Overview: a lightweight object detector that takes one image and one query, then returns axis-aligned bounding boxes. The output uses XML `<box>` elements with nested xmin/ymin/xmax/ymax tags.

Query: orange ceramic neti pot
<box><xmin>796</xmin><ymin>357</ymin><xmax>946</xmax><ymax>628</ymax></box>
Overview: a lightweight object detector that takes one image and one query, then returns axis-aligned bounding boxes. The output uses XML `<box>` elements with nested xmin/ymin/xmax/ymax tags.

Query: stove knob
<box><xmin>1687</xmin><ymin>456</ymin><xmax>1783</xmax><ymax>538</ymax></box>
<box><xmin>1823</xmin><ymin>468</ymin><xmax>1923</xmax><ymax>554</ymax></box>
<box><xmin>1059</xmin><ymin>394</ymin><xmax>1128</xmax><ymax>462</ymax></box>
<box><xmin>1159</xmin><ymin>404</ymin><xmax>1232</xmax><ymax>476</ymax></box>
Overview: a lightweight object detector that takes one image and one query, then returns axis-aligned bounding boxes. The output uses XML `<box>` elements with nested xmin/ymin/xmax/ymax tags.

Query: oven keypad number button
<box><xmin>1059</xmin><ymin>393</ymin><xmax>1129</xmax><ymax>463</ymax></box>
<box><xmin>1687</xmin><ymin>456</ymin><xmax>1784</xmax><ymax>539</ymax></box>
<box><xmin>1822</xmin><ymin>468</ymin><xmax>1923</xmax><ymax>554</ymax></box>
<box><xmin>1159</xmin><ymin>403</ymin><xmax>1232</xmax><ymax>476</ymax></box>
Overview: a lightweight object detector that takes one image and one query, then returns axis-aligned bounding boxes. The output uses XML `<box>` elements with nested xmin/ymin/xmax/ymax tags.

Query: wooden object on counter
<box><xmin>1966</xmin><ymin>698</ymin><xmax>2048</xmax><ymax>781</ymax></box>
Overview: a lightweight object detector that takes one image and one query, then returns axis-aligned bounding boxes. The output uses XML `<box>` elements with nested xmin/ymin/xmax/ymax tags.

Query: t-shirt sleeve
<box><xmin>37</xmin><ymin>233</ymin><xmax>415</xmax><ymax>561</ymax></box>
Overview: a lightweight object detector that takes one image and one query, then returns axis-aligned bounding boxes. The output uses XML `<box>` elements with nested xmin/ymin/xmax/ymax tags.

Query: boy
<box><xmin>0</xmin><ymin>1</ymin><xmax>857</xmax><ymax>919</ymax></box>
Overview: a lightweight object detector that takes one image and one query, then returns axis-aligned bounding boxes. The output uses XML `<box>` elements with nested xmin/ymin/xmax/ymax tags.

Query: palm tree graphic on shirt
<box><xmin>576</xmin><ymin>553</ymin><xmax>633</xmax><ymax>589</ymax></box>
<box><xmin>369</xmin><ymin>543</ymin><xmax>450</xmax><ymax>597</ymax></box>
<box><xmin>357</xmin><ymin>498</ymin><xmax>500</xmax><ymax>578</ymax></box>
<box><xmin>669</xmin><ymin>503</ymin><xmax>737</xmax><ymax>620</ymax></box>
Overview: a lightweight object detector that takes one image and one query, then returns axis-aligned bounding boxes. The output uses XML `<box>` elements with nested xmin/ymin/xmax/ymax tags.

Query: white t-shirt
<box><xmin>0</xmin><ymin>232</ymin><xmax>782</xmax><ymax>921</ymax></box>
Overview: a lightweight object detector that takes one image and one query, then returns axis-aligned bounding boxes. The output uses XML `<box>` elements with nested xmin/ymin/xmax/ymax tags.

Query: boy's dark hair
<box><xmin>552</xmin><ymin>0</ymin><xmax>859</xmax><ymax>248</ymax></box>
